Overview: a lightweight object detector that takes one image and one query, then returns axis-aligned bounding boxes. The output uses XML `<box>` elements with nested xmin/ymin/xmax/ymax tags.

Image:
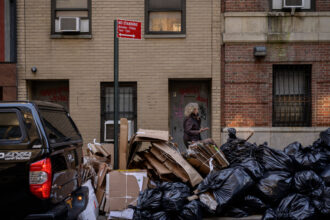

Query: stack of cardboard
<box><xmin>87</xmin><ymin>140</ymin><xmax>114</xmax><ymax>167</ymax></box>
<box><xmin>128</xmin><ymin>129</ymin><xmax>209</xmax><ymax>187</ymax></box>
<box><xmin>185</xmin><ymin>139</ymin><xmax>229</xmax><ymax>176</ymax></box>
<box><xmin>82</xmin><ymin>125</ymin><xmax>229</xmax><ymax>219</ymax></box>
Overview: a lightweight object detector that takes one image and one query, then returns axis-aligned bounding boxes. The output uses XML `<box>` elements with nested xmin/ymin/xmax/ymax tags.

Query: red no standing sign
<box><xmin>117</xmin><ymin>19</ymin><xmax>142</xmax><ymax>40</ymax></box>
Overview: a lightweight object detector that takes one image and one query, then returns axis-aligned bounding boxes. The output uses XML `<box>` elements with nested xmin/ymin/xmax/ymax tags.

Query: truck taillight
<box><xmin>29</xmin><ymin>158</ymin><xmax>52</xmax><ymax>199</ymax></box>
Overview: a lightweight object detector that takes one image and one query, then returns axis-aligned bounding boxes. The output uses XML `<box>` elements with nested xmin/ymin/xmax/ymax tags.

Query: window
<box><xmin>273</xmin><ymin>65</ymin><xmax>311</xmax><ymax>127</ymax></box>
<box><xmin>272</xmin><ymin>0</ymin><xmax>314</xmax><ymax>11</ymax></box>
<box><xmin>39</xmin><ymin>109</ymin><xmax>81</xmax><ymax>145</ymax></box>
<box><xmin>51</xmin><ymin>0</ymin><xmax>91</xmax><ymax>35</ymax></box>
<box><xmin>28</xmin><ymin>80</ymin><xmax>69</xmax><ymax>111</ymax></box>
<box><xmin>101</xmin><ymin>83</ymin><xmax>137</xmax><ymax>142</ymax></box>
<box><xmin>145</xmin><ymin>0</ymin><xmax>186</xmax><ymax>35</ymax></box>
<box><xmin>0</xmin><ymin>111</ymin><xmax>23</xmax><ymax>141</ymax></box>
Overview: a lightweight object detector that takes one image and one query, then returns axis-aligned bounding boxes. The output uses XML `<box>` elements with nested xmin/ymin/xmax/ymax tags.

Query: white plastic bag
<box><xmin>78</xmin><ymin>180</ymin><xmax>99</xmax><ymax>220</ymax></box>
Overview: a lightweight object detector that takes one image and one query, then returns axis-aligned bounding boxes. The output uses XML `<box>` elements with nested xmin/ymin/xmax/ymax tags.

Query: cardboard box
<box><xmin>119</xmin><ymin>118</ymin><xmax>129</xmax><ymax>170</ymax></box>
<box><xmin>104</xmin><ymin>170</ymin><xmax>148</xmax><ymax>212</ymax></box>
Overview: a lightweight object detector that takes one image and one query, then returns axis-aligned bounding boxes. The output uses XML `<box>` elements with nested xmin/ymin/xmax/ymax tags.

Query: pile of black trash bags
<box><xmin>132</xmin><ymin>128</ymin><xmax>330</xmax><ymax>220</ymax></box>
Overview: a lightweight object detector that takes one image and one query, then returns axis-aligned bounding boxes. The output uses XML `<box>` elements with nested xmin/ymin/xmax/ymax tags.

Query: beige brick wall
<box><xmin>16</xmin><ymin>0</ymin><xmax>222</xmax><ymax>146</ymax></box>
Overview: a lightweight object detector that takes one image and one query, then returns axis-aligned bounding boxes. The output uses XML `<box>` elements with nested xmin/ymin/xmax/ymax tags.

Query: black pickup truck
<box><xmin>0</xmin><ymin>101</ymin><xmax>88</xmax><ymax>220</ymax></box>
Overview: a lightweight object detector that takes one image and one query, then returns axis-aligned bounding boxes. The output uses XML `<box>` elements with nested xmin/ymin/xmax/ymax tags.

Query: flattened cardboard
<box><xmin>119</xmin><ymin>118</ymin><xmax>129</xmax><ymax>169</ymax></box>
<box><xmin>187</xmin><ymin>157</ymin><xmax>210</xmax><ymax>175</ymax></box>
<box><xmin>102</xmin><ymin>143</ymin><xmax>114</xmax><ymax>167</ymax></box>
<box><xmin>136</xmin><ymin>129</ymin><xmax>169</xmax><ymax>142</ymax></box>
<box><xmin>96</xmin><ymin>163</ymin><xmax>109</xmax><ymax>190</ymax></box>
<box><xmin>150</xmin><ymin>147</ymin><xmax>189</xmax><ymax>182</ymax></box>
<box><xmin>106</xmin><ymin>170</ymin><xmax>148</xmax><ymax>212</ymax></box>
<box><xmin>143</xmin><ymin>152</ymin><xmax>171</xmax><ymax>175</ymax></box>
<box><xmin>96</xmin><ymin>187</ymin><xmax>105</xmax><ymax>204</ymax></box>
<box><xmin>152</xmin><ymin>142</ymin><xmax>203</xmax><ymax>187</ymax></box>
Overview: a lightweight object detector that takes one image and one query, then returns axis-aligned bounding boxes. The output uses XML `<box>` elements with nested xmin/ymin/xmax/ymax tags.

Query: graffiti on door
<box><xmin>173</xmin><ymin>87</ymin><xmax>208</xmax><ymax>120</ymax></box>
<box><xmin>170</xmin><ymin>81</ymin><xmax>211</xmax><ymax>152</ymax></box>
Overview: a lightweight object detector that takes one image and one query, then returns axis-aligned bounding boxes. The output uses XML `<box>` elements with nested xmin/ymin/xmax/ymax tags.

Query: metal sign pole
<box><xmin>114</xmin><ymin>20</ymin><xmax>119</xmax><ymax>170</ymax></box>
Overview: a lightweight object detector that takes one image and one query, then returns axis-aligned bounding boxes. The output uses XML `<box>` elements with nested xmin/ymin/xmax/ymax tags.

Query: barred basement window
<box><xmin>145</xmin><ymin>0</ymin><xmax>186</xmax><ymax>35</ymax></box>
<box><xmin>273</xmin><ymin>65</ymin><xmax>311</xmax><ymax>127</ymax></box>
<box><xmin>101</xmin><ymin>82</ymin><xmax>137</xmax><ymax>142</ymax></box>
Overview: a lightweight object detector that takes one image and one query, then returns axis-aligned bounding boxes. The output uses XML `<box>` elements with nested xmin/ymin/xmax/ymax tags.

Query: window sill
<box><xmin>50</xmin><ymin>34</ymin><xmax>92</xmax><ymax>39</ymax></box>
<box><xmin>144</xmin><ymin>34</ymin><xmax>186</xmax><ymax>39</ymax></box>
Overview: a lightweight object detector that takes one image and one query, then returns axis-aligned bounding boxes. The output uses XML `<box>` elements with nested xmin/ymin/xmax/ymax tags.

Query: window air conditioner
<box><xmin>59</xmin><ymin>17</ymin><xmax>80</xmax><ymax>32</ymax></box>
<box><xmin>104</xmin><ymin>120</ymin><xmax>134</xmax><ymax>142</ymax></box>
<box><xmin>283</xmin><ymin>0</ymin><xmax>304</xmax><ymax>8</ymax></box>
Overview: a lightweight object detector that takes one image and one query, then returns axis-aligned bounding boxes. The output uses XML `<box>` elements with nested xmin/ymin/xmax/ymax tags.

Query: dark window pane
<box><xmin>149</xmin><ymin>0</ymin><xmax>182</xmax><ymax>9</ymax></box>
<box><xmin>39</xmin><ymin>109</ymin><xmax>81</xmax><ymax>145</ymax></box>
<box><xmin>105</xmin><ymin>86</ymin><xmax>134</xmax><ymax>117</ymax></box>
<box><xmin>101</xmin><ymin>83</ymin><xmax>137</xmax><ymax>142</ymax></box>
<box><xmin>149</xmin><ymin>11</ymin><xmax>181</xmax><ymax>32</ymax></box>
<box><xmin>56</xmin><ymin>0</ymin><xmax>88</xmax><ymax>9</ymax></box>
<box><xmin>273</xmin><ymin>65</ymin><xmax>311</xmax><ymax>127</ymax></box>
<box><xmin>285</xmin><ymin>0</ymin><xmax>303</xmax><ymax>6</ymax></box>
<box><xmin>0</xmin><ymin>112</ymin><xmax>22</xmax><ymax>140</ymax></box>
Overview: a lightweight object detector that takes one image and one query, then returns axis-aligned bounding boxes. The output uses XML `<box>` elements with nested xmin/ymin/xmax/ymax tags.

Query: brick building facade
<box><xmin>0</xmin><ymin>0</ymin><xmax>16</xmax><ymax>101</ymax></box>
<box><xmin>221</xmin><ymin>0</ymin><xmax>330</xmax><ymax>148</ymax></box>
<box><xmin>16</xmin><ymin>0</ymin><xmax>221</xmax><ymax>149</ymax></box>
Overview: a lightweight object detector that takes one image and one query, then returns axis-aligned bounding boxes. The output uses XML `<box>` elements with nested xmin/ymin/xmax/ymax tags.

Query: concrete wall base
<box><xmin>221</xmin><ymin>127</ymin><xmax>328</xmax><ymax>150</ymax></box>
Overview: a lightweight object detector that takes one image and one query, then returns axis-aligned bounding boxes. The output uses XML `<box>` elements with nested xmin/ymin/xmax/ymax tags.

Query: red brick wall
<box><xmin>224</xmin><ymin>0</ymin><xmax>269</xmax><ymax>12</ymax></box>
<box><xmin>225</xmin><ymin>0</ymin><xmax>330</xmax><ymax>12</ymax></box>
<box><xmin>0</xmin><ymin>63</ymin><xmax>17</xmax><ymax>101</ymax></box>
<box><xmin>222</xmin><ymin>43</ymin><xmax>330</xmax><ymax>127</ymax></box>
<box><xmin>316</xmin><ymin>0</ymin><xmax>330</xmax><ymax>11</ymax></box>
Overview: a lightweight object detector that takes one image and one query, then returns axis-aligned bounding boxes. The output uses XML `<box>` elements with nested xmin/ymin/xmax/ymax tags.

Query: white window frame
<box><xmin>272</xmin><ymin>0</ymin><xmax>311</xmax><ymax>10</ymax></box>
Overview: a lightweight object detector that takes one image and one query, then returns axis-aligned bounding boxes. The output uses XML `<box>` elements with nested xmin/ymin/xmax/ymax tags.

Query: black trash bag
<box><xmin>294</xmin><ymin>145</ymin><xmax>328</xmax><ymax>172</ymax></box>
<box><xmin>233</xmin><ymin>157</ymin><xmax>264</xmax><ymax>180</ymax></box>
<box><xmin>133</xmin><ymin>209</ymin><xmax>152</xmax><ymax>220</ymax></box>
<box><xmin>262</xmin><ymin>208</ymin><xmax>277</xmax><ymax>220</ymax></box>
<box><xmin>275</xmin><ymin>194</ymin><xmax>316</xmax><ymax>220</ymax></box>
<box><xmin>256</xmin><ymin>145</ymin><xmax>294</xmax><ymax>172</ymax></box>
<box><xmin>220</xmin><ymin>128</ymin><xmax>258</xmax><ymax>164</ymax></box>
<box><xmin>320</xmin><ymin>128</ymin><xmax>330</xmax><ymax>148</ymax></box>
<box><xmin>151</xmin><ymin>211</ymin><xmax>170</xmax><ymax>220</ymax></box>
<box><xmin>312</xmin><ymin>187</ymin><xmax>330</xmax><ymax>216</ymax></box>
<box><xmin>160</xmin><ymin>182</ymin><xmax>191</xmax><ymax>212</ymax></box>
<box><xmin>135</xmin><ymin>188</ymin><xmax>163</xmax><ymax>211</ymax></box>
<box><xmin>256</xmin><ymin>171</ymin><xmax>292</xmax><ymax>203</ymax></box>
<box><xmin>240</xmin><ymin>195</ymin><xmax>267</xmax><ymax>215</ymax></box>
<box><xmin>284</xmin><ymin>141</ymin><xmax>302</xmax><ymax>156</ymax></box>
<box><xmin>198</xmin><ymin>167</ymin><xmax>254</xmax><ymax>211</ymax></box>
<box><xmin>320</xmin><ymin>165</ymin><xmax>330</xmax><ymax>186</ymax></box>
<box><xmin>222</xmin><ymin>206</ymin><xmax>249</xmax><ymax>218</ymax></box>
<box><xmin>227</xmin><ymin>127</ymin><xmax>237</xmax><ymax>140</ymax></box>
<box><xmin>178</xmin><ymin>200</ymin><xmax>203</xmax><ymax>220</ymax></box>
<box><xmin>294</xmin><ymin>170</ymin><xmax>325</xmax><ymax>198</ymax></box>
<box><xmin>221</xmin><ymin>141</ymin><xmax>258</xmax><ymax>165</ymax></box>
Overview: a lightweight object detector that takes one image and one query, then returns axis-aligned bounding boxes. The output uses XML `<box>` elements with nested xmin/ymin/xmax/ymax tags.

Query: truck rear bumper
<box><xmin>25</xmin><ymin>186</ymin><xmax>89</xmax><ymax>220</ymax></box>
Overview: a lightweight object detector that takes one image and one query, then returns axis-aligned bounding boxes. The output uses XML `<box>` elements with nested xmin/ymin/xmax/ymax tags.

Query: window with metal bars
<box><xmin>273</xmin><ymin>65</ymin><xmax>311</xmax><ymax>127</ymax></box>
<box><xmin>100</xmin><ymin>82</ymin><xmax>137</xmax><ymax>142</ymax></box>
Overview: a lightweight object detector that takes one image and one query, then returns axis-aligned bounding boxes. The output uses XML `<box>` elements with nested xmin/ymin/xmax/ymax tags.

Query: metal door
<box><xmin>169</xmin><ymin>80</ymin><xmax>211</xmax><ymax>152</ymax></box>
